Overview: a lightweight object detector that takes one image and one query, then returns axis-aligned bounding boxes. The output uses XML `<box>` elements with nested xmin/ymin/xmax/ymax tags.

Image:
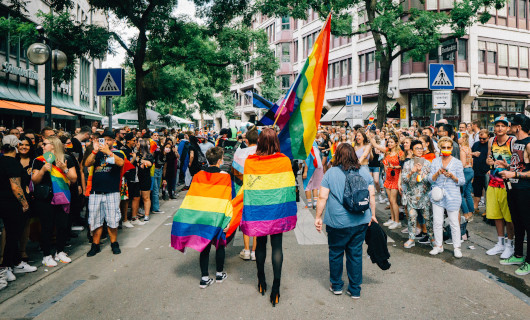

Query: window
<box><xmin>281</xmin><ymin>43</ymin><xmax>290</xmax><ymax>63</ymax></box>
<box><xmin>498</xmin><ymin>44</ymin><xmax>508</xmax><ymax>67</ymax></box>
<box><xmin>458</xmin><ymin>39</ymin><xmax>467</xmax><ymax>60</ymax></box>
<box><xmin>265</xmin><ymin>24</ymin><xmax>275</xmax><ymax>43</ymax></box>
<box><xmin>359</xmin><ymin>55</ymin><xmax>365</xmax><ymax>73</ymax></box>
<box><xmin>367</xmin><ymin>52</ymin><xmax>375</xmax><ymax>71</ymax></box>
<box><xmin>410</xmin><ymin>0</ymin><xmax>424</xmax><ymax>10</ymax></box>
<box><xmin>281</xmin><ymin>16</ymin><xmax>290</xmax><ymax>30</ymax></box>
<box><xmin>426</xmin><ymin>0</ymin><xmax>437</xmax><ymax>10</ymax></box>
<box><xmin>293</xmin><ymin>19</ymin><xmax>298</xmax><ymax>30</ymax></box>
<box><xmin>333</xmin><ymin>63</ymin><xmax>340</xmax><ymax>79</ymax></box>
<box><xmin>487</xmin><ymin>42</ymin><xmax>497</xmax><ymax>64</ymax></box>
<box><xmin>440</xmin><ymin>0</ymin><xmax>455</xmax><ymax>9</ymax></box>
<box><xmin>509</xmin><ymin>0</ymin><xmax>516</xmax><ymax>16</ymax></box>
<box><xmin>293</xmin><ymin>40</ymin><xmax>298</xmax><ymax>62</ymax></box>
<box><xmin>519</xmin><ymin>0</ymin><xmax>527</xmax><ymax>18</ymax></box>
<box><xmin>520</xmin><ymin>47</ymin><xmax>529</xmax><ymax>69</ymax></box>
<box><xmin>509</xmin><ymin>45</ymin><xmax>518</xmax><ymax>68</ymax></box>
<box><xmin>281</xmin><ymin>75</ymin><xmax>290</xmax><ymax>90</ymax></box>
<box><xmin>341</xmin><ymin>60</ymin><xmax>349</xmax><ymax>78</ymax></box>
<box><xmin>478</xmin><ymin>41</ymin><xmax>486</xmax><ymax>63</ymax></box>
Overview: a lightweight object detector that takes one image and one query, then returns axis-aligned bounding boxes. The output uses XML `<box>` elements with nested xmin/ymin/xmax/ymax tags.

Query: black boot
<box><xmin>258</xmin><ymin>272</ymin><xmax>267</xmax><ymax>296</ymax></box>
<box><xmin>270</xmin><ymin>278</ymin><xmax>280</xmax><ymax>307</ymax></box>
<box><xmin>87</xmin><ymin>243</ymin><xmax>101</xmax><ymax>257</ymax></box>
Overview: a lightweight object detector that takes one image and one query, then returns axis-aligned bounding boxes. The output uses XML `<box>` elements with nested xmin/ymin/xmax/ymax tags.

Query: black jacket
<box><xmin>365</xmin><ymin>222</ymin><xmax>391</xmax><ymax>270</ymax></box>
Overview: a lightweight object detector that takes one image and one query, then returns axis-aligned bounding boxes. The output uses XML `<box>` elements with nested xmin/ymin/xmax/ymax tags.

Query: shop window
<box><xmin>411</xmin><ymin>92</ymin><xmax>460</xmax><ymax>127</ymax></box>
<box><xmin>281</xmin><ymin>16</ymin><xmax>290</xmax><ymax>30</ymax></box>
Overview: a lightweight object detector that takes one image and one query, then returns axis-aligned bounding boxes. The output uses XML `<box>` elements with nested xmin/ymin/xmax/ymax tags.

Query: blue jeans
<box><xmin>461</xmin><ymin>167</ymin><xmax>474</xmax><ymax>214</ymax></box>
<box><xmin>326</xmin><ymin>224</ymin><xmax>368</xmax><ymax>296</ymax></box>
<box><xmin>151</xmin><ymin>168</ymin><xmax>163</xmax><ymax>211</ymax></box>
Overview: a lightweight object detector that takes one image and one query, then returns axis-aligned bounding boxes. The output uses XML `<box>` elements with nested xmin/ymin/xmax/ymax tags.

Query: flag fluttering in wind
<box><xmin>264</xmin><ymin>13</ymin><xmax>331</xmax><ymax>160</ymax></box>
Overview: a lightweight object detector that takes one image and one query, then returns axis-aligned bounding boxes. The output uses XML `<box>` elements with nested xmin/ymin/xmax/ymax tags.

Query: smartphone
<box><xmin>98</xmin><ymin>138</ymin><xmax>105</xmax><ymax>145</ymax></box>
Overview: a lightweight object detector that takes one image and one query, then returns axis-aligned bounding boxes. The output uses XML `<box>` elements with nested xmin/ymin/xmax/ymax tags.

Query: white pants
<box><xmin>432</xmin><ymin>203</ymin><xmax>461</xmax><ymax>248</ymax></box>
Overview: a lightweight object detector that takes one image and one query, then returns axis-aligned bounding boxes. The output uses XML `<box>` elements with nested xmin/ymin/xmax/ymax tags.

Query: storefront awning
<box><xmin>320</xmin><ymin>106</ymin><xmax>344</xmax><ymax>123</ymax></box>
<box><xmin>60</xmin><ymin>108</ymin><xmax>103</xmax><ymax>120</ymax></box>
<box><xmin>0</xmin><ymin>100</ymin><xmax>76</xmax><ymax>120</ymax></box>
<box><xmin>364</xmin><ymin>101</ymin><xmax>398</xmax><ymax>120</ymax></box>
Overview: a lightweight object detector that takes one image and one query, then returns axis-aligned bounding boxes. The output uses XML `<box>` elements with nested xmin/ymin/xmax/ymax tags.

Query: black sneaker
<box><xmin>199</xmin><ymin>278</ymin><xmax>214</xmax><ymax>289</ymax></box>
<box><xmin>418</xmin><ymin>235</ymin><xmax>430</xmax><ymax>244</ymax></box>
<box><xmin>87</xmin><ymin>243</ymin><xmax>101</xmax><ymax>257</ymax></box>
<box><xmin>151</xmin><ymin>210</ymin><xmax>165</xmax><ymax>214</ymax></box>
<box><xmin>111</xmin><ymin>242</ymin><xmax>121</xmax><ymax>255</ymax></box>
<box><xmin>415</xmin><ymin>232</ymin><xmax>426</xmax><ymax>239</ymax></box>
<box><xmin>216</xmin><ymin>272</ymin><xmax>227</xmax><ymax>283</ymax></box>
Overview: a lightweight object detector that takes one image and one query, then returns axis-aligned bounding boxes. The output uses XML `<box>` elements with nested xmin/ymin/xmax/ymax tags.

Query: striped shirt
<box><xmin>428</xmin><ymin>157</ymin><xmax>465</xmax><ymax>212</ymax></box>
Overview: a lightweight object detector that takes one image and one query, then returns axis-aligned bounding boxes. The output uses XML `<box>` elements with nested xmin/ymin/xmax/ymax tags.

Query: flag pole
<box><xmin>272</xmin><ymin>12</ymin><xmax>332</xmax><ymax>128</ymax></box>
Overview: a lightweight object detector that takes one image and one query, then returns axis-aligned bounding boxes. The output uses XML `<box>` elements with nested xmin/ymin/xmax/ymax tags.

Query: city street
<box><xmin>0</xmin><ymin>192</ymin><xmax>529</xmax><ymax>320</ymax></box>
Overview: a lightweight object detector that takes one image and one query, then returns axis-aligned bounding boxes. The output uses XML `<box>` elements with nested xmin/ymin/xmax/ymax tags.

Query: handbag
<box><xmin>431</xmin><ymin>186</ymin><xmax>444</xmax><ymax>202</ymax></box>
<box><xmin>29</xmin><ymin>160</ymin><xmax>52</xmax><ymax>201</ymax></box>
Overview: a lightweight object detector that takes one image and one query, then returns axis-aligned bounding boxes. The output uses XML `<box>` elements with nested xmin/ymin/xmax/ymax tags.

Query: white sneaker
<box><xmin>454</xmin><ymin>247</ymin><xmax>462</xmax><ymax>258</ymax></box>
<box><xmin>71</xmin><ymin>226</ymin><xmax>84</xmax><ymax>231</ymax></box>
<box><xmin>251</xmin><ymin>251</ymin><xmax>256</xmax><ymax>261</ymax></box>
<box><xmin>383</xmin><ymin>219</ymin><xmax>394</xmax><ymax>227</ymax></box>
<box><xmin>123</xmin><ymin>221</ymin><xmax>134</xmax><ymax>228</ymax></box>
<box><xmin>500</xmin><ymin>243</ymin><xmax>515</xmax><ymax>259</ymax></box>
<box><xmin>131</xmin><ymin>219</ymin><xmax>145</xmax><ymax>226</ymax></box>
<box><xmin>401</xmin><ymin>227</ymin><xmax>409</xmax><ymax>234</ymax></box>
<box><xmin>42</xmin><ymin>255</ymin><xmax>58</xmax><ymax>267</ymax></box>
<box><xmin>486</xmin><ymin>243</ymin><xmax>505</xmax><ymax>256</ymax></box>
<box><xmin>478</xmin><ymin>200</ymin><xmax>485</xmax><ymax>207</ymax></box>
<box><xmin>239</xmin><ymin>249</ymin><xmax>250</xmax><ymax>260</ymax></box>
<box><xmin>389</xmin><ymin>221</ymin><xmax>402</xmax><ymax>230</ymax></box>
<box><xmin>55</xmin><ymin>252</ymin><xmax>71</xmax><ymax>264</ymax></box>
<box><xmin>0</xmin><ymin>278</ymin><xmax>7</xmax><ymax>290</ymax></box>
<box><xmin>429</xmin><ymin>246</ymin><xmax>444</xmax><ymax>255</ymax></box>
<box><xmin>12</xmin><ymin>261</ymin><xmax>37</xmax><ymax>274</ymax></box>
<box><xmin>378</xmin><ymin>195</ymin><xmax>386</xmax><ymax>204</ymax></box>
<box><xmin>5</xmin><ymin>268</ymin><xmax>16</xmax><ymax>281</ymax></box>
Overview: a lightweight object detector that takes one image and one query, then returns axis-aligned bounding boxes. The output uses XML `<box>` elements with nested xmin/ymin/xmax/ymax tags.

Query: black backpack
<box><xmin>340</xmin><ymin>168</ymin><xmax>370</xmax><ymax>214</ymax></box>
<box><xmin>196</xmin><ymin>148</ymin><xmax>208</xmax><ymax>170</ymax></box>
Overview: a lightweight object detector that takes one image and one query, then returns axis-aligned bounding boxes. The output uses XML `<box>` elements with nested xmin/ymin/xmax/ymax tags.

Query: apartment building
<box><xmin>228</xmin><ymin>1</ymin><xmax>530</xmax><ymax>131</ymax></box>
<box><xmin>0</xmin><ymin>0</ymin><xmax>107</xmax><ymax>130</ymax></box>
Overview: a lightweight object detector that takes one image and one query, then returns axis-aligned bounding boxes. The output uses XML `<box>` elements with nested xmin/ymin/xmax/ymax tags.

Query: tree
<box><xmin>89</xmin><ymin>0</ymin><xmax>278</xmax><ymax>130</ymax></box>
<box><xmin>249</xmin><ymin>0</ymin><xmax>506</xmax><ymax>128</ymax></box>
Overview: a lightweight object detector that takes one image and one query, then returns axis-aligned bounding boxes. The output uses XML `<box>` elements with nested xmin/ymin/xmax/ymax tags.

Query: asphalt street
<box><xmin>0</xmin><ymin>193</ymin><xmax>529</xmax><ymax>319</ymax></box>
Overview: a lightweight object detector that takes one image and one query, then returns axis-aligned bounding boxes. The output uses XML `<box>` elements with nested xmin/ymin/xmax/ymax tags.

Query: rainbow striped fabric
<box><xmin>240</xmin><ymin>153</ymin><xmax>297</xmax><ymax>237</ymax></box>
<box><xmin>303</xmin><ymin>143</ymin><xmax>323</xmax><ymax>190</ymax></box>
<box><xmin>171</xmin><ymin>170</ymin><xmax>233</xmax><ymax>252</ymax></box>
<box><xmin>35</xmin><ymin>156</ymin><xmax>71</xmax><ymax>213</ymax></box>
<box><xmin>274</xmin><ymin>14</ymin><xmax>331</xmax><ymax>160</ymax></box>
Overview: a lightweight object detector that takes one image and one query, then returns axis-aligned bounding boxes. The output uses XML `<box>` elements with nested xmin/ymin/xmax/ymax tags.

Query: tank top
<box><xmin>355</xmin><ymin>145</ymin><xmax>366</xmax><ymax>160</ymax></box>
<box><xmin>489</xmin><ymin>136</ymin><xmax>513</xmax><ymax>188</ymax></box>
<box><xmin>509</xmin><ymin>136</ymin><xmax>530</xmax><ymax>189</ymax></box>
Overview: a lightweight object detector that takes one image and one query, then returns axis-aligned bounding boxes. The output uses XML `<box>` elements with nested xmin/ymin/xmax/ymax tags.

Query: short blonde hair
<box><xmin>438</xmin><ymin>136</ymin><xmax>454</xmax><ymax>149</ymax></box>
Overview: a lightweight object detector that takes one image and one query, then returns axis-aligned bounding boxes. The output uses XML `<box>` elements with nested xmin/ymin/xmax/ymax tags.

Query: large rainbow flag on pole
<box><xmin>240</xmin><ymin>153</ymin><xmax>297</xmax><ymax>237</ymax></box>
<box><xmin>171</xmin><ymin>170</ymin><xmax>233</xmax><ymax>252</ymax></box>
<box><xmin>34</xmin><ymin>156</ymin><xmax>71</xmax><ymax>213</ymax></box>
<box><xmin>265</xmin><ymin>13</ymin><xmax>331</xmax><ymax>160</ymax></box>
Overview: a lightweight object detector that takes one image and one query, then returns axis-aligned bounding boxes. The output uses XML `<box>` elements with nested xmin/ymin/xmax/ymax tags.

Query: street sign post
<box><xmin>97</xmin><ymin>68</ymin><xmax>124</xmax><ymax>130</ymax></box>
<box><xmin>432</xmin><ymin>90</ymin><xmax>452</xmax><ymax>109</ymax></box>
<box><xmin>429</xmin><ymin>64</ymin><xmax>454</xmax><ymax>90</ymax></box>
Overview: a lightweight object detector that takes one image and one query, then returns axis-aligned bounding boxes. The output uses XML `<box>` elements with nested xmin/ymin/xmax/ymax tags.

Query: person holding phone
<box><xmin>428</xmin><ymin>137</ymin><xmax>465</xmax><ymax>258</ymax></box>
<box><xmin>401</xmin><ymin>140</ymin><xmax>432</xmax><ymax>248</ymax></box>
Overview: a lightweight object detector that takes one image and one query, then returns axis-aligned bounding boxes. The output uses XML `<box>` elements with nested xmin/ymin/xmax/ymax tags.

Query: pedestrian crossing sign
<box><xmin>429</xmin><ymin>64</ymin><xmax>454</xmax><ymax>90</ymax></box>
<box><xmin>96</xmin><ymin>68</ymin><xmax>124</xmax><ymax>96</ymax></box>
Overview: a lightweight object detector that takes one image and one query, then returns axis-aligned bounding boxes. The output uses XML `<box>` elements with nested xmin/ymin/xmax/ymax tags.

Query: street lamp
<box><xmin>27</xmin><ymin>26</ymin><xmax>67</xmax><ymax>127</ymax></box>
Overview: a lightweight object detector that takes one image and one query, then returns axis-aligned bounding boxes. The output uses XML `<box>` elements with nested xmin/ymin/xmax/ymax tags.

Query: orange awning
<box><xmin>0</xmin><ymin>100</ymin><xmax>76</xmax><ymax>119</ymax></box>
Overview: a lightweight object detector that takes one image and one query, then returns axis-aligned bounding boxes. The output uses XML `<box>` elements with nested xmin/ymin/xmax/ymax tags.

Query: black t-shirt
<box><xmin>0</xmin><ymin>155</ymin><xmax>23</xmax><ymax>204</ymax></box>
<box><xmin>136</xmin><ymin>153</ymin><xmax>154</xmax><ymax>185</ymax></box>
<box><xmin>472</xmin><ymin>141</ymin><xmax>489</xmax><ymax>175</ymax></box>
<box><xmin>32</xmin><ymin>154</ymin><xmax>76</xmax><ymax>190</ymax></box>
<box><xmin>510</xmin><ymin>136</ymin><xmax>530</xmax><ymax>189</ymax></box>
<box><xmin>153</xmin><ymin>150</ymin><xmax>166</xmax><ymax>169</ymax></box>
<box><xmin>71</xmin><ymin>137</ymin><xmax>84</xmax><ymax>163</ymax></box>
<box><xmin>91</xmin><ymin>150</ymin><xmax>125</xmax><ymax>193</ymax></box>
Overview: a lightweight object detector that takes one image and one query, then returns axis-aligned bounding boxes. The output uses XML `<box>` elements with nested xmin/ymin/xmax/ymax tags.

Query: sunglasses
<box><xmin>479</xmin><ymin>137</ymin><xmax>488</xmax><ymax>141</ymax></box>
<box><xmin>42</xmin><ymin>142</ymin><xmax>50</xmax><ymax>146</ymax></box>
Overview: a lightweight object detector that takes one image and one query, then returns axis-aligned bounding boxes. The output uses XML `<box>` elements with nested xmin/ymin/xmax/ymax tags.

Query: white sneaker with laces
<box><xmin>429</xmin><ymin>246</ymin><xmax>444</xmax><ymax>255</ymax></box>
<box><xmin>122</xmin><ymin>221</ymin><xmax>134</xmax><ymax>228</ymax></box>
<box><xmin>500</xmin><ymin>242</ymin><xmax>514</xmax><ymax>259</ymax></box>
<box><xmin>378</xmin><ymin>194</ymin><xmax>386</xmax><ymax>204</ymax></box>
<box><xmin>486</xmin><ymin>243</ymin><xmax>505</xmax><ymax>256</ymax></box>
<box><xmin>12</xmin><ymin>261</ymin><xmax>37</xmax><ymax>274</ymax></box>
<box><xmin>42</xmin><ymin>255</ymin><xmax>58</xmax><ymax>267</ymax></box>
<box><xmin>389</xmin><ymin>221</ymin><xmax>402</xmax><ymax>230</ymax></box>
<box><xmin>239</xmin><ymin>249</ymin><xmax>250</xmax><ymax>260</ymax></box>
<box><xmin>5</xmin><ymin>268</ymin><xmax>16</xmax><ymax>281</ymax></box>
<box><xmin>131</xmin><ymin>219</ymin><xmax>145</xmax><ymax>226</ymax></box>
<box><xmin>55</xmin><ymin>252</ymin><xmax>71</xmax><ymax>264</ymax></box>
<box><xmin>454</xmin><ymin>247</ymin><xmax>462</xmax><ymax>258</ymax></box>
<box><xmin>251</xmin><ymin>251</ymin><xmax>256</xmax><ymax>261</ymax></box>
<box><xmin>383</xmin><ymin>219</ymin><xmax>394</xmax><ymax>227</ymax></box>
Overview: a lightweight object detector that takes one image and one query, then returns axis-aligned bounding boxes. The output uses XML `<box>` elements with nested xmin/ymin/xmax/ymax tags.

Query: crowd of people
<box><xmin>0</xmin><ymin>114</ymin><xmax>529</xmax><ymax>305</ymax></box>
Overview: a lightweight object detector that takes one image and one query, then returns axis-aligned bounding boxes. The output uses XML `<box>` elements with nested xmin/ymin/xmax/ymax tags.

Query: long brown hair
<box><xmin>333</xmin><ymin>143</ymin><xmax>360</xmax><ymax>171</ymax></box>
<box><xmin>256</xmin><ymin>128</ymin><xmax>280</xmax><ymax>156</ymax></box>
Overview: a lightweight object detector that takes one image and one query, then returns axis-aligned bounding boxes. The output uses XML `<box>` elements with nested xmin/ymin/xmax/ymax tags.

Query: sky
<box><xmin>102</xmin><ymin>0</ymin><xmax>198</xmax><ymax>68</ymax></box>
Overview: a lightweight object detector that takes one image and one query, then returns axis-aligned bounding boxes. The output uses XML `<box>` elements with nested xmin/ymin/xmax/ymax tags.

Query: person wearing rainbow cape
<box><xmin>171</xmin><ymin>147</ymin><xmax>234</xmax><ymax>289</ymax></box>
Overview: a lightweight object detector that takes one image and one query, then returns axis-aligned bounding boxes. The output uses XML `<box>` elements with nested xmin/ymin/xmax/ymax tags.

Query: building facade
<box><xmin>0</xmin><ymin>0</ymin><xmax>107</xmax><ymax>131</ymax></box>
<box><xmin>229</xmin><ymin>1</ymin><xmax>530</xmax><ymax>131</ymax></box>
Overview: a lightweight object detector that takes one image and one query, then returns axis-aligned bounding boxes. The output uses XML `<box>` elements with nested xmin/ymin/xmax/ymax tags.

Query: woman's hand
<box><xmin>56</xmin><ymin>160</ymin><xmax>68</xmax><ymax>172</ymax></box>
<box><xmin>42</xmin><ymin>162</ymin><xmax>52</xmax><ymax>172</ymax></box>
<box><xmin>302</xmin><ymin>173</ymin><xmax>307</xmax><ymax>180</ymax></box>
<box><xmin>369</xmin><ymin>215</ymin><xmax>378</xmax><ymax>226</ymax></box>
<box><xmin>314</xmin><ymin>218</ymin><xmax>323</xmax><ymax>233</ymax></box>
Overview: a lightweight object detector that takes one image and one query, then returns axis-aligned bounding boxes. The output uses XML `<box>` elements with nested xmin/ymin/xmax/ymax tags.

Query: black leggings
<box><xmin>37</xmin><ymin>200</ymin><xmax>68</xmax><ymax>256</ymax></box>
<box><xmin>256</xmin><ymin>233</ymin><xmax>283</xmax><ymax>285</ymax></box>
<box><xmin>0</xmin><ymin>204</ymin><xmax>24</xmax><ymax>268</ymax></box>
<box><xmin>199</xmin><ymin>244</ymin><xmax>225</xmax><ymax>277</ymax></box>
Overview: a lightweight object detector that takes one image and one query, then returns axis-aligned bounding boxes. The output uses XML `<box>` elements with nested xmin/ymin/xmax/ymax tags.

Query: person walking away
<box><xmin>458</xmin><ymin>132</ymin><xmax>475</xmax><ymax>221</ymax></box>
<box><xmin>0</xmin><ymin>136</ymin><xmax>35</xmax><ymax>284</ymax></box>
<box><xmin>401</xmin><ymin>140</ymin><xmax>433</xmax><ymax>248</ymax></box>
<box><xmin>240</xmin><ymin>128</ymin><xmax>297</xmax><ymax>307</ymax></box>
<box><xmin>302</xmin><ymin>143</ymin><xmax>324</xmax><ymax>209</ymax></box>
<box><xmin>428</xmin><ymin>137</ymin><xmax>465</xmax><ymax>258</ymax></box>
<box><xmin>499</xmin><ymin>114</ymin><xmax>530</xmax><ymax>276</ymax></box>
<box><xmin>84</xmin><ymin>130</ymin><xmax>125</xmax><ymax>257</ymax></box>
<box><xmin>485</xmin><ymin>116</ymin><xmax>515</xmax><ymax>260</ymax></box>
<box><xmin>314</xmin><ymin>143</ymin><xmax>377</xmax><ymax>299</ymax></box>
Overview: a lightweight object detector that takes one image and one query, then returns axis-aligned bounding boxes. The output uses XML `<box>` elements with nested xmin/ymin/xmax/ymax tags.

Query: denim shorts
<box><xmin>368</xmin><ymin>166</ymin><xmax>380</xmax><ymax>173</ymax></box>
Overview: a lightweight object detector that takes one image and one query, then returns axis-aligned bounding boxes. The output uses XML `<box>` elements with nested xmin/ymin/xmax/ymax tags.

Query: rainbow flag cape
<box><xmin>171</xmin><ymin>170</ymin><xmax>233</xmax><ymax>252</ymax></box>
<box><xmin>264</xmin><ymin>14</ymin><xmax>330</xmax><ymax>160</ymax></box>
<box><xmin>35</xmin><ymin>156</ymin><xmax>71</xmax><ymax>213</ymax></box>
<box><xmin>303</xmin><ymin>143</ymin><xmax>323</xmax><ymax>190</ymax></box>
<box><xmin>240</xmin><ymin>153</ymin><xmax>297</xmax><ymax>237</ymax></box>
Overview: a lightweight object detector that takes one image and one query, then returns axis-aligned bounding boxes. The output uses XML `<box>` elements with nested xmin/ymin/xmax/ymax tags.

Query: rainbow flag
<box><xmin>171</xmin><ymin>170</ymin><xmax>233</xmax><ymax>252</ymax></box>
<box><xmin>303</xmin><ymin>143</ymin><xmax>323</xmax><ymax>190</ymax></box>
<box><xmin>240</xmin><ymin>153</ymin><xmax>297</xmax><ymax>237</ymax></box>
<box><xmin>35</xmin><ymin>156</ymin><xmax>71</xmax><ymax>213</ymax></box>
<box><xmin>272</xmin><ymin>14</ymin><xmax>331</xmax><ymax>160</ymax></box>
<box><xmin>328</xmin><ymin>142</ymin><xmax>337</xmax><ymax>162</ymax></box>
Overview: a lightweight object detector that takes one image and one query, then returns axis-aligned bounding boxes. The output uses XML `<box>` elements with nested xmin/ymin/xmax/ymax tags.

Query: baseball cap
<box><xmin>2</xmin><ymin>135</ymin><xmax>21</xmax><ymax>148</ymax></box>
<box><xmin>124</xmin><ymin>132</ymin><xmax>135</xmax><ymax>141</ymax></box>
<box><xmin>494</xmin><ymin>116</ymin><xmax>510</xmax><ymax>125</ymax></box>
<box><xmin>101</xmin><ymin>129</ymin><xmax>115</xmax><ymax>139</ymax></box>
<box><xmin>510</xmin><ymin>113</ymin><xmax>530</xmax><ymax>131</ymax></box>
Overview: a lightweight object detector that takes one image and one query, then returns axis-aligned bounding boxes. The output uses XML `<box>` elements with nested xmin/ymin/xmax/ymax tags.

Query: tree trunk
<box><xmin>376</xmin><ymin>66</ymin><xmax>391</xmax><ymax>129</ymax></box>
<box><xmin>135</xmin><ymin>68</ymin><xmax>148</xmax><ymax>130</ymax></box>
